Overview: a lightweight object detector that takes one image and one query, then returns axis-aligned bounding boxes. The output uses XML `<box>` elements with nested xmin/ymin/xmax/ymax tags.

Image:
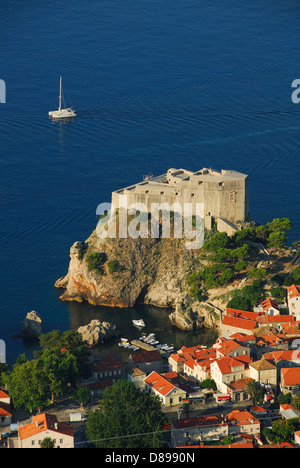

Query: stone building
<box><xmin>111</xmin><ymin>167</ymin><xmax>249</xmax><ymax>234</ymax></box>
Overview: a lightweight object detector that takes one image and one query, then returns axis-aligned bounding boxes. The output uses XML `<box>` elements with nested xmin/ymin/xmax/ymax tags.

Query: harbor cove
<box><xmin>1</xmin><ymin>0</ymin><xmax>300</xmax><ymax>450</ymax></box>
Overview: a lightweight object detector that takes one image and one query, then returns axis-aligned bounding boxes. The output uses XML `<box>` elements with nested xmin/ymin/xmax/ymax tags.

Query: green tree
<box><xmin>200</xmin><ymin>378</ymin><xmax>217</xmax><ymax>390</ymax></box>
<box><xmin>248</xmin><ymin>267</ymin><xmax>267</xmax><ymax>280</ymax></box>
<box><xmin>202</xmin><ymin>232</ymin><xmax>230</xmax><ymax>252</ymax></box>
<box><xmin>272</xmin><ymin>419</ymin><xmax>294</xmax><ymax>442</ymax></box>
<box><xmin>227</xmin><ymin>296</ymin><xmax>252</xmax><ymax>312</ymax></box>
<box><xmin>291</xmin><ymin>393</ymin><xmax>300</xmax><ymax>423</ymax></box>
<box><xmin>73</xmin><ymin>387</ymin><xmax>91</xmax><ymax>409</ymax></box>
<box><xmin>39</xmin><ymin>348</ymin><xmax>78</xmax><ymax>403</ymax></box>
<box><xmin>40</xmin><ymin>437</ymin><xmax>56</xmax><ymax>449</ymax></box>
<box><xmin>86</xmin><ymin>380</ymin><xmax>166</xmax><ymax>448</ymax></box>
<box><xmin>270</xmin><ymin>286</ymin><xmax>286</xmax><ymax>302</ymax></box>
<box><xmin>246</xmin><ymin>379</ymin><xmax>264</xmax><ymax>405</ymax></box>
<box><xmin>39</xmin><ymin>330</ymin><xmax>90</xmax><ymax>377</ymax></box>
<box><xmin>5</xmin><ymin>359</ymin><xmax>50</xmax><ymax>413</ymax></box>
<box><xmin>268</xmin><ymin>230</ymin><xmax>288</xmax><ymax>249</ymax></box>
<box><xmin>266</xmin><ymin>218</ymin><xmax>292</xmax><ymax>233</ymax></box>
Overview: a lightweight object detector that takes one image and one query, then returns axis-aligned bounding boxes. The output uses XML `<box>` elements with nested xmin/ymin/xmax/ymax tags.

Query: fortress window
<box><xmin>145</xmin><ymin>190</ymin><xmax>149</xmax><ymax>194</ymax></box>
<box><xmin>230</xmin><ymin>192</ymin><xmax>236</xmax><ymax>203</ymax></box>
<box><xmin>219</xmin><ymin>182</ymin><xmax>224</xmax><ymax>187</ymax></box>
<box><xmin>160</xmin><ymin>191</ymin><xmax>165</xmax><ymax>195</ymax></box>
<box><xmin>175</xmin><ymin>192</ymin><xmax>179</xmax><ymax>196</ymax></box>
<box><xmin>191</xmin><ymin>193</ymin><xmax>195</xmax><ymax>197</ymax></box>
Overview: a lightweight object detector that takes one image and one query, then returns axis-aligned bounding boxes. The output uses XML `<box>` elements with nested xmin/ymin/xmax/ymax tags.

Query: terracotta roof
<box><xmin>251</xmin><ymin>405</ymin><xmax>267</xmax><ymax>414</ymax></box>
<box><xmin>217</xmin><ymin>339</ymin><xmax>246</xmax><ymax>356</ymax></box>
<box><xmin>288</xmin><ymin>284</ymin><xmax>300</xmax><ymax>299</ymax></box>
<box><xmin>226</xmin><ymin>308</ymin><xmax>262</xmax><ymax>320</ymax></box>
<box><xmin>19</xmin><ymin>413</ymin><xmax>74</xmax><ymax>441</ymax></box>
<box><xmin>92</xmin><ymin>357</ymin><xmax>124</xmax><ymax>372</ymax></box>
<box><xmin>144</xmin><ymin>371</ymin><xmax>176</xmax><ymax>396</ymax></box>
<box><xmin>172</xmin><ymin>414</ymin><xmax>221</xmax><ymax>430</ymax></box>
<box><xmin>257</xmin><ymin>315</ymin><xmax>294</xmax><ymax>324</ymax></box>
<box><xmin>0</xmin><ymin>390</ymin><xmax>9</xmax><ymax>400</ymax></box>
<box><xmin>261</xmin><ymin>298</ymin><xmax>279</xmax><ymax>311</ymax></box>
<box><xmin>170</xmin><ymin>353</ymin><xmax>185</xmax><ymax>363</ymax></box>
<box><xmin>215</xmin><ymin>355</ymin><xmax>251</xmax><ymax>375</ymax></box>
<box><xmin>222</xmin><ymin>315</ymin><xmax>257</xmax><ymax>331</ymax></box>
<box><xmin>250</xmin><ymin>358</ymin><xmax>276</xmax><ymax>371</ymax></box>
<box><xmin>281</xmin><ymin>367</ymin><xmax>300</xmax><ymax>386</ymax></box>
<box><xmin>0</xmin><ymin>402</ymin><xmax>12</xmax><ymax>416</ymax></box>
<box><xmin>226</xmin><ymin>409</ymin><xmax>259</xmax><ymax>426</ymax></box>
<box><xmin>130</xmin><ymin>350</ymin><xmax>161</xmax><ymax>364</ymax></box>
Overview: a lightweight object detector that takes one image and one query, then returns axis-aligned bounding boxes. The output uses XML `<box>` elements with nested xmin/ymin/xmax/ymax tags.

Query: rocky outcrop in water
<box><xmin>21</xmin><ymin>310</ymin><xmax>44</xmax><ymax>338</ymax></box>
<box><xmin>77</xmin><ymin>320</ymin><xmax>118</xmax><ymax>346</ymax></box>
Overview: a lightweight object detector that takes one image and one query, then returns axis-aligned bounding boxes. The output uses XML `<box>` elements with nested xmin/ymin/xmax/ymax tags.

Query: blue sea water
<box><xmin>1</xmin><ymin>0</ymin><xmax>300</xmax><ymax>363</ymax></box>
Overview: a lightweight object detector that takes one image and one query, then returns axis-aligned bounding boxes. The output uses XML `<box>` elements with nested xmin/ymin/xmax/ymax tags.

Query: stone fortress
<box><xmin>111</xmin><ymin>167</ymin><xmax>250</xmax><ymax>235</ymax></box>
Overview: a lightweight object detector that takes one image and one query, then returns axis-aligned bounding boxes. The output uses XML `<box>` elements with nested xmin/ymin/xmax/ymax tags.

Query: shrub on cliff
<box><xmin>107</xmin><ymin>259</ymin><xmax>125</xmax><ymax>274</ymax></box>
<box><xmin>187</xmin><ymin>264</ymin><xmax>235</xmax><ymax>291</ymax></box>
<box><xmin>86</xmin><ymin>252</ymin><xmax>107</xmax><ymax>274</ymax></box>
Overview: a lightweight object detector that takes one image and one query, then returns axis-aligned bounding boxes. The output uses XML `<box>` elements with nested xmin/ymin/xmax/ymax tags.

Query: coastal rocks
<box><xmin>21</xmin><ymin>310</ymin><xmax>44</xmax><ymax>338</ymax></box>
<box><xmin>54</xmin><ymin>232</ymin><xmax>222</xmax><ymax>331</ymax></box>
<box><xmin>77</xmin><ymin>320</ymin><xmax>118</xmax><ymax>346</ymax></box>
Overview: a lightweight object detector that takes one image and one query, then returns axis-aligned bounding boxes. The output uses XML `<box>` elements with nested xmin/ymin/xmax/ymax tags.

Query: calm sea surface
<box><xmin>1</xmin><ymin>0</ymin><xmax>300</xmax><ymax>363</ymax></box>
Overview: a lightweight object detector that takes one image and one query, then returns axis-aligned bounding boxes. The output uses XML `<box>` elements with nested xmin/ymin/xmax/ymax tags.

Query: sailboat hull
<box><xmin>49</xmin><ymin>107</ymin><xmax>76</xmax><ymax>119</ymax></box>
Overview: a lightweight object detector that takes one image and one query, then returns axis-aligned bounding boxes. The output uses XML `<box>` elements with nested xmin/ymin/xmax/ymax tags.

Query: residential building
<box><xmin>220</xmin><ymin>308</ymin><xmax>263</xmax><ymax>335</ymax></box>
<box><xmin>144</xmin><ymin>371</ymin><xmax>186</xmax><ymax>407</ymax></box>
<box><xmin>171</xmin><ymin>409</ymin><xmax>260</xmax><ymax>447</ymax></box>
<box><xmin>263</xmin><ymin>350</ymin><xmax>300</xmax><ymax>382</ymax></box>
<box><xmin>287</xmin><ymin>285</ymin><xmax>300</xmax><ymax>320</ymax></box>
<box><xmin>171</xmin><ymin>414</ymin><xmax>227</xmax><ymax>447</ymax></box>
<box><xmin>226</xmin><ymin>410</ymin><xmax>260</xmax><ymax>437</ymax></box>
<box><xmin>249</xmin><ymin>357</ymin><xmax>277</xmax><ymax>387</ymax></box>
<box><xmin>0</xmin><ymin>402</ymin><xmax>12</xmax><ymax>427</ymax></box>
<box><xmin>215</xmin><ymin>339</ymin><xmax>250</xmax><ymax>359</ymax></box>
<box><xmin>211</xmin><ymin>355</ymin><xmax>252</xmax><ymax>394</ymax></box>
<box><xmin>260</xmin><ymin>298</ymin><xmax>280</xmax><ymax>316</ymax></box>
<box><xmin>127</xmin><ymin>367</ymin><xmax>147</xmax><ymax>390</ymax></box>
<box><xmin>256</xmin><ymin>314</ymin><xmax>294</xmax><ymax>331</ymax></box>
<box><xmin>280</xmin><ymin>404</ymin><xmax>299</xmax><ymax>420</ymax></box>
<box><xmin>0</xmin><ymin>390</ymin><xmax>11</xmax><ymax>427</ymax></box>
<box><xmin>17</xmin><ymin>413</ymin><xmax>74</xmax><ymax>449</ymax></box>
<box><xmin>91</xmin><ymin>356</ymin><xmax>125</xmax><ymax>382</ymax></box>
<box><xmin>254</xmin><ymin>330</ymin><xmax>289</xmax><ymax>359</ymax></box>
<box><xmin>281</xmin><ymin>367</ymin><xmax>300</xmax><ymax>395</ymax></box>
<box><xmin>128</xmin><ymin>350</ymin><xmax>162</xmax><ymax>374</ymax></box>
<box><xmin>227</xmin><ymin>378</ymin><xmax>252</xmax><ymax>403</ymax></box>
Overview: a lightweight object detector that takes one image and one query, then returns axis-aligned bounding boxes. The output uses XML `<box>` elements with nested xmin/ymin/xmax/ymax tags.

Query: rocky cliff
<box><xmin>55</xmin><ymin>226</ymin><xmax>222</xmax><ymax>331</ymax></box>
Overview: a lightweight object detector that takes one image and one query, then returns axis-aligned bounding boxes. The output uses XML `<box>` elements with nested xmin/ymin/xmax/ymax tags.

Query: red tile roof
<box><xmin>215</xmin><ymin>355</ymin><xmax>252</xmax><ymax>375</ymax></box>
<box><xmin>261</xmin><ymin>298</ymin><xmax>279</xmax><ymax>311</ymax></box>
<box><xmin>222</xmin><ymin>315</ymin><xmax>257</xmax><ymax>331</ymax></box>
<box><xmin>18</xmin><ymin>413</ymin><xmax>74</xmax><ymax>441</ymax></box>
<box><xmin>288</xmin><ymin>284</ymin><xmax>300</xmax><ymax>299</ymax></box>
<box><xmin>144</xmin><ymin>371</ymin><xmax>176</xmax><ymax>396</ymax></box>
<box><xmin>281</xmin><ymin>367</ymin><xmax>300</xmax><ymax>386</ymax></box>
<box><xmin>226</xmin><ymin>308</ymin><xmax>263</xmax><ymax>320</ymax></box>
<box><xmin>0</xmin><ymin>402</ymin><xmax>12</xmax><ymax>416</ymax></box>
<box><xmin>130</xmin><ymin>350</ymin><xmax>161</xmax><ymax>364</ymax></box>
<box><xmin>92</xmin><ymin>357</ymin><xmax>124</xmax><ymax>372</ymax></box>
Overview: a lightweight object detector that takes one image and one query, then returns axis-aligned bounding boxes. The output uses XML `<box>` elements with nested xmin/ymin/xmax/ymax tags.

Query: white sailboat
<box><xmin>49</xmin><ymin>76</ymin><xmax>76</xmax><ymax>120</ymax></box>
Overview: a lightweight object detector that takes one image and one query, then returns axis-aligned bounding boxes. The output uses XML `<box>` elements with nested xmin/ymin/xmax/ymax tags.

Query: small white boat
<box><xmin>132</xmin><ymin>319</ymin><xmax>145</xmax><ymax>328</ymax></box>
<box><xmin>49</xmin><ymin>76</ymin><xmax>76</xmax><ymax>120</ymax></box>
<box><xmin>120</xmin><ymin>338</ymin><xmax>128</xmax><ymax>342</ymax></box>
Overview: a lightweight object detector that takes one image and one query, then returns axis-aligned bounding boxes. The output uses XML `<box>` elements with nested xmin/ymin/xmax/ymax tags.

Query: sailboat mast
<box><xmin>59</xmin><ymin>76</ymin><xmax>62</xmax><ymax>110</ymax></box>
